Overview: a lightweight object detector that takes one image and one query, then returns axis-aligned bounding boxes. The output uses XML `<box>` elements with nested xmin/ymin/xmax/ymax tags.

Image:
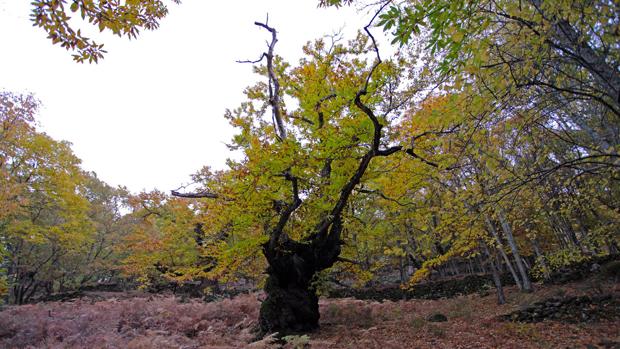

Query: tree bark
<box><xmin>259</xmin><ymin>270</ymin><xmax>320</xmax><ymax>335</ymax></box>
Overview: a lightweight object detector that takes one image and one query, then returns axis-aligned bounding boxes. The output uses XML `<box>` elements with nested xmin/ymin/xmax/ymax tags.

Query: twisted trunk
<box><xmin>259</xmin><ymin>220</ymin><xmax>342</xmax><ymax>335</ymax></box>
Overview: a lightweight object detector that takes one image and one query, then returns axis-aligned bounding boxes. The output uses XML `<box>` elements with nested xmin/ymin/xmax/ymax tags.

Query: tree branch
<box><xmin>314</xmin><ymin>2</ymin><xmax>391</xmax><ymax>236</ymax></box>
<box><xmin>357</xmin><ymin>188</ymin><xmax>417</xmax><ymax>207</ymax></box>
<box><xmin>405</xmin><ymin>148</ymin><xmax>439</xmax><ymax>168</ymax></box>
<box><xmin>254</xmin><ymin>20</ymin><xmax>287</xmax><ymax>140</ymax></box>
<box><xmin>269</xmin><ymin>169</ymin><xmax>303</xmax><ymax>250</ymax></box>
<box><xmin>337</xmin><ymin>256</ymin><xmax>363</xmax><ymax>265</ymax></box>
<box><xmin>170</xmin><ymin>190</ymin><xmax>219</xmax><ymax>199</ymax></box>
<box><xmin>315</xmin><ymin>93</ymin><xmax>337</xmax><ymax>129</ymax></box>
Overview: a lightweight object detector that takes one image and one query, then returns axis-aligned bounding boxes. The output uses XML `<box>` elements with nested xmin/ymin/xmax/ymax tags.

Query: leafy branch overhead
<box><xmin>31</xmin><ymin>0</ymin><xmax>180</xmax><ymax>62</ymax></box>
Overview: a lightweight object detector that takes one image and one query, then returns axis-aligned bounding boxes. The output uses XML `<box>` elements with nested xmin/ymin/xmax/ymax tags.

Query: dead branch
<box><xmin>170</xmin><ymin>190</ymin><xmax>219</xmax><ymax>199</ymax></box>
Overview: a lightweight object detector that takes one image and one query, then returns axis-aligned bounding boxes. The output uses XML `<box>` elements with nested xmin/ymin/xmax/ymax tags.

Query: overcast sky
<box><xmin>0</xmin><ymin>0</ymin><xmax>370</xmax><ymax>193</ymax></box>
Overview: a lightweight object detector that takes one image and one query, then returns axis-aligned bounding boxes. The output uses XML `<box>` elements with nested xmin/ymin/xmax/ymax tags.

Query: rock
<box><xmin>501</xmin><ymin>294</ymin><xmax>620</xmax><ymax>324</ymax></box>
<box><xmin>601</xmin><ymin>261</ymin><xmax>620</xmax><ymax>279</ymax></box>
<box><xmin>329</xmin><ymin>273</ymin><xmax>518</xmax><ymax>302</ymax></box>
<box><xmin>543</xmin><ymin>254</ymin><xmax>619</xmax><ymax>284</ymax></box>
<box><xmin>427</xmin><ymin>313</ymin><xmax>448</xmax><ymax>322</ymax></box>
<box><xmin>598</xmin><ymin>340</ymin><xmax>620</xmax><ymax>349</ymax></box>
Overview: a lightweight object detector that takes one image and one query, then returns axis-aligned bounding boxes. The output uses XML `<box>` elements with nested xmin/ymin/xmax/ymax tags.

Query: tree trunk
<box><xmin>484</xmin><ymin>214</ymin><xmax>523</xmax><ymax>290</ymax></box>
<box><xmin>531</xmin><ymin>238</ymin><xmax>550</xmax><ymax>280</ymax></box>
<box><xmin>10</xmin><ymin>285</ymin><xmax>20</xmax><ymax>305</ymax></box>
<box><xmin>481</xmin><ymin>241</ymin><xmax>505</xmax><ymax>304</ymax></box>
<box><xmin>497</xmin><ymin>207</ymin><xmax>533</xmax><ymax>292</ymax></box>
<box><xmin>495</xmin><ymin>254</ymin><xmax>504</xmax><ymax>272</ymax></box>
<box><xmin>259</xmin><ymin>221</ymin><xmax>342</xmax><ymax>336</ymax></box>
<box><xmin>399</xmin><ymin>255</ymin><xmax>406</xmax><ymax>284</ymax></box>
<box><xmin>608</xmin><ymin>239</ymin><xmax>619</xmax><ymax>255</ymax></box>
<box><xmin>558</xmin><ymin>215</ymin><xmax>582</xmax><ymax>249</ymax></box>
<box><xmin>260</xmin><ymin>269</ymin><xmax>320</xmax><ymax>335</ymax></box>
<box><xmin>450</xmin><ymin>260</ymin><xmax>459</xmax><ymax>276</ymax></box>
<box><xmin>477</xmin><ymin>254</ymin><xmax>487</xmax><ymax>273</ymax></box>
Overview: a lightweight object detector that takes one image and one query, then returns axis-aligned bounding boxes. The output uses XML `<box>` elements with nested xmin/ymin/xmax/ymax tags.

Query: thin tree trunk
<box><xmin>24</xmin><ymin>282</ymin><xmax>39</xmax><ymax>304</ymax></box>
<box><xmin>531</xmin><ymin>237</ymin><xmax>550</xmax><ymax>280</ymax></box>
<box><xmin>399</xmin><ymin>255</ymin><xmax>405</xmax><ymax>284</ymax></box>
<box><xmin>484</xmin><ymin>214</ymin><xmax>523</xmax><ymax>290</ymax></box>
<box><xmin>495</xmin><ymin>254</ymin><xmax>504</xmax><ymax>272</ymax></box>
<box><xmin>477</xmin><ymin>254</ymin><xmax>488</xmax><ymax>273</ymax></box>
<box><xmin>559</xmin><ymin>215</ymin><xmax>582</xmax><ymax>249</ymax></box>
<box><xmin>450</xmin><ymin>260</ymin><xmax>459</xmax><ymax>276</ymax></box>
<box><xmin>497</xmin><ymin>207</ymin><xmax>533</xmax><ymax>292</ymax></box>
<box><xmin>481</xmin><ymin>241</ymin><xmax>506</xmax><ymax>304</ymax></box>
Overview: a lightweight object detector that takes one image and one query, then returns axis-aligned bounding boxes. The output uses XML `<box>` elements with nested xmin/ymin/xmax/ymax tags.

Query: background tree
<box><xmin>120</xmin><ymin>190</ymin><xmax>213</xmax><ymax>290</ymax></box>
<box><xmin>1</xmin><ymin>92</ymin><xmax>130</xmax><ymax>304</ymax></box>
<box><xmin>318</xmin><ymin>0</ymin><xmax>619</xmax><ymax>283</ymax></box>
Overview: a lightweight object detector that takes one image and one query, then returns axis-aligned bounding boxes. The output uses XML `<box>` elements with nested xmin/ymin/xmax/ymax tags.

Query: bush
<box><xmin>532</xmin><ymin>248</ymin><xmax>588</xmax><ymax>280</ymax></box>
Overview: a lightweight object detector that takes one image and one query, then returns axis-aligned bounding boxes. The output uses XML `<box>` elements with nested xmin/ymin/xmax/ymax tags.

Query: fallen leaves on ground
<box><xmin>0</xmin><ymin>280</ymin><xmax>618</xmax><ymax>348</ymax></box>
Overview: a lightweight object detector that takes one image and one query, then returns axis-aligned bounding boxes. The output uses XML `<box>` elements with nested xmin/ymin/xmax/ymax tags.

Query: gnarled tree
<box><xmin>172</xmin><ymin>13</ymin><xmax>436</xmax><ymax>335</ymax></box>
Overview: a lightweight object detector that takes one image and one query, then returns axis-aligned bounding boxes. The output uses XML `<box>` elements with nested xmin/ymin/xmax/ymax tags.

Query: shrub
<box><xmin>282</xmin><ymin>334</ymin><xmax>310</xmax><ymax>349</ymax></box>
<box><xmin>532</xmin><ymin>247</ymin><xmax>588</xmax><ymax>280</ymax></box>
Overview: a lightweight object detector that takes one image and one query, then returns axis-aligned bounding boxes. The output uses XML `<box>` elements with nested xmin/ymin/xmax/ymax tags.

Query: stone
<box><xmin>427</xmin><ymin>313</ymin><xmax>448</xmax><ymax>322</ymax></box>
<box><xmin>501</xmin><ymin>294</ymin><xmax>620</xmax><ymax>324</ymax></box>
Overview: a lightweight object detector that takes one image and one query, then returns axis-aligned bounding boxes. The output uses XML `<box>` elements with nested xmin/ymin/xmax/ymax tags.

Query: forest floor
<box><xmin>1</xmin><ymin>278</ymin><xmax>618</xmax><ymax>348</ymax></box>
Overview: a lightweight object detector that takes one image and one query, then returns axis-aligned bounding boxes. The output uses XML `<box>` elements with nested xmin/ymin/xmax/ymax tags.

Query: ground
<box><xmin>0</xmin><ymin>279</ymin><xmax>618</xmax><ymax>348</ymax></box>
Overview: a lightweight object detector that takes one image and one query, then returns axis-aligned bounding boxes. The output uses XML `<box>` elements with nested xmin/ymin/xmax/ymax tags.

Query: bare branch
<box><xmin>253</xmin><ymin>20</ymin><xmax>287</xmax><ymax>140</ymax></box>
<box><xmin>236</xmin><ymin>53</ymin><xmax>267</xmax><ymax>64</ymax></box>
<box><xmin>404</xmin><ymin>149</ymin><xmax>439</xmax><ymax>168</ymax></box>
<box><xmin>376</xmin><ymin>145</ymin><xmax>403</xmax><ymax>156</ymax></box>
<box><xmin>410</xmin><ymin>124</ymin><xmax>461</xmax><ymax>143</ymax></box>
<box><xmin>357</xmin><ymin>188</ymin><xmax>418</xmax><ymax>207</ymax></box>
<box><xmin>170</xmin><ymin>190</ymin><xmax>219</xmax><ymax>199</ymax></box>
<box><xmin>314</xmin><ymin>3</ymin><xmax>392</xmax><ymax>236</ymax></box>
<box><xmin>289</xmin><ymin>113</ymin><xmax>315</xmax><ymax>125</ymax></box>
<box><xmin>337</xmin><ymin>256</ymin><xmax>363</xmax><ymax>265</ymax></box>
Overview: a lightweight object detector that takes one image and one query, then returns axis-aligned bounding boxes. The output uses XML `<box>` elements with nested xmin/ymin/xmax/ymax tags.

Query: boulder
<box><xmin>427</xmin><ymin>313</ymin><xmax>448</xmax><ymax>322</ymax></box>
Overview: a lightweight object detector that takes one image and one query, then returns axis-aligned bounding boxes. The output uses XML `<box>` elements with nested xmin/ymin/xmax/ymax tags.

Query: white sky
<box><xmin>0</xmin><ymin>0</ymin><xmax>370</xmax><ymax>193</ymax></box>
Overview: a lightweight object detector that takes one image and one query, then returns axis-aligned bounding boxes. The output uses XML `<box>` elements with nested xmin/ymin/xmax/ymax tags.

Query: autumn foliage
<box><xmin>1</xmin><ymin>0</ymin><xmax>619</xmax><ymax>345</ymax></box>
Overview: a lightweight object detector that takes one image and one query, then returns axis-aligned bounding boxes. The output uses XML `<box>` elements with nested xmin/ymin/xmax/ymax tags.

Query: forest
<box><xmin>1</xmin><ymin>0</ymin><xmax>619</xmax><ymax>348</ymax></box>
